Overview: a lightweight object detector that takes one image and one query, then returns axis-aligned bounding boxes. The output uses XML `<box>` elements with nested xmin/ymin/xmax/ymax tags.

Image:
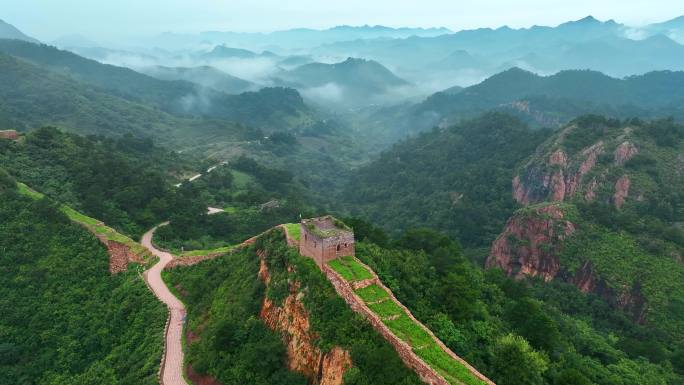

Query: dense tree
<box><xmin>0</xmin><ymin>186</ymin><xmax>165</xmax><ymax>385</ymax></box>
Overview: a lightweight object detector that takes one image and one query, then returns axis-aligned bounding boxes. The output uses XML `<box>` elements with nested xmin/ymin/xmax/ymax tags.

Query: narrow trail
<box><xmin>141</xmin><ymin>223</ymin><xmax>189</xmax><ymax>385</ymax></box>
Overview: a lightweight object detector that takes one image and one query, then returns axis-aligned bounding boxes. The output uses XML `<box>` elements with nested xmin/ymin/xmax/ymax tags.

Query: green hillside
<box><xmin>0</xmin><ymin>127</ymin><xmax>193</xmax><ymax>237</ymax></box>
<box><xmin>0</xmin><ymin>39</ymin><xmax>315</xmax><ymax>131</ymax></box>
<box><xmin>163</xmin><ymin>229</ymin><xmax>423</xmax><ymax>385</ymax></box>
<box><xmin>0</xmin><ymin>170</ymin><xmax>166</xmax><ymax>385</ymax></box>
<box><xmin>494</xmin><ymin>116</ymin><xmax>684</xmax><ymax>337</ymax></box>
<box><xmin>343</xmin><ymin>113</ymin><xmax>551</xmax><ymax>247</ymax></box>
<box><xmin>344</xmin><ymin>223</ymin><xmax>684</xmax><ymax>385</ymax></box>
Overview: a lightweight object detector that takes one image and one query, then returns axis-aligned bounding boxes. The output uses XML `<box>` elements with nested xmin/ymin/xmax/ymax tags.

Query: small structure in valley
<box><xmin>299</xmin><ymin>216</ymin><xmax>355</xmax><ymax>266</ymax></box>
<box><xmin>0</xmin><ymin>130</ymin><xmax>19</xmax><ymax>140</ymax></box>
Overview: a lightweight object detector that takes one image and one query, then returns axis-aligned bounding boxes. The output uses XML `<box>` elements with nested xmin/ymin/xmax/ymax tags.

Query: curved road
<box><xmin>142</xmin><ymin>223</ymin><xmax>189</xmax><ymax>385</ymax></box>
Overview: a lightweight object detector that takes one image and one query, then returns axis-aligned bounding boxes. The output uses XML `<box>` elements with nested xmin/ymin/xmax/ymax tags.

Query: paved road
<box><xmin>142</xmin><ymin>224</ymin><xmax>189</xmax><ymax>385</ymax></box>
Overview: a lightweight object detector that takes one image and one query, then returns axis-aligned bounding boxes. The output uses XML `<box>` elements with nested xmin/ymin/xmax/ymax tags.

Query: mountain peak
<box><xmin>578</xmin><ymin>15</ymin><xmax>599</xmax><ymax>23</ymax></box>
<box><xmin>0</xmin><ymin>19</ymin><xmax>40</xmax><ymax>43</ymax></box>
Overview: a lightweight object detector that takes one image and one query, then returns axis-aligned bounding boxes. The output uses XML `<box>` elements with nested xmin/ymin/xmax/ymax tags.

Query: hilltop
<box><xmin>275</xmin><ymin>57</ymin><xmax>412</xmax><ymax>107</ymax></box>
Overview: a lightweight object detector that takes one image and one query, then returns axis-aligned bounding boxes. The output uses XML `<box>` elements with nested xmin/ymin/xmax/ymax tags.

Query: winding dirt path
<box><xmin>142</xmin><ymin>223</ymin><xmax>189</xmax><ymax>385</ymax></box>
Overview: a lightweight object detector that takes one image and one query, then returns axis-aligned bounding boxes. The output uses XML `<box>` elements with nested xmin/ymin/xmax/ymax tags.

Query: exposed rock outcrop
<box><xmin>486</xmin><ymin>204</ymin><xmax>575</xmax><ymax>281</ymax></box>
<box><xmin>488</xmin><ymin>206</ymin><xmax>648</xmax><ymax>323</ymax></box>
<box><xmin>258</xmin><ymin>251</ymin><xmax>352</xmax><ymax>385</ymax></box>
<box><xmin>514</xmin><ymin>143</ymin><xmax>603</xmax><ymax>205</ymax></box>
<box><xmin>102</xmin><ymin>239</ymin><xmax>144</xmax><ymax>274</ymax></box>
<box><xmin>614</xmin><ymin>141</ymin><xmax>638</xmax><ymax>166</ymax></box>
<box><xmin>613</xmin><ymin>175</ymin><xmax>631</xmax><ymax>209</ymax></box>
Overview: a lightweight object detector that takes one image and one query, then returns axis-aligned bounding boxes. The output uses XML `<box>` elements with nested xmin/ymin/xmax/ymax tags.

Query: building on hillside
<box><xmin>299</xmin><ymin>216</ymin><xmax>355</xmax><ymax>266</ymax></box>
<box><xmin>0</xmin><ymin>130</ymin><xmax>18</xmax><ymax>140</ymax></box>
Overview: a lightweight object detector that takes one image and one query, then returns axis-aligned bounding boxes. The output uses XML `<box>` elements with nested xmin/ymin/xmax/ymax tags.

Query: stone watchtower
<box><xmin>0</xmin><ymin>130</ymin><xmax>18</xmax><ymax>140</ymax></box>
<box><xmin>299</xmin><ymin>216</ymin><xmax>355</xmax><ymax>266</ymax></box>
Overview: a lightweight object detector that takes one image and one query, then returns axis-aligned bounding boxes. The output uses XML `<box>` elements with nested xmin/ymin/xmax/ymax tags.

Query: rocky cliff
<box><xmin>486</xmin><ymin>203</ymin><xmax>575</xmax><ymax>281</ymax></box>
<box><xmin>258</xmin><ymin>252</ymin><xmax>352</xmax><ymax>385</ymax></box>
<box><xmin>485</xmin><ymin>203</ymin><xmax>649</xmax><ymax>322</ymax></box>
<box><xmin>489</xmin><ymin>117</ymin><xmax>684</xmax><ymax>326</ymax></box>
<box><xmin>512</xmin><ymin>122</ymin><xmax>638</xmax><ymax>209</ymax></box>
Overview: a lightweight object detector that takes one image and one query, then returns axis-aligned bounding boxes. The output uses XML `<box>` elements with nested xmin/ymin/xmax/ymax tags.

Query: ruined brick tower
<box><xmin>0</xmin><ymin>130</ymin><xmax>18</xmax><ymax>140</ymax></box>
<box><xmin>299</xmin><ymin>216</ymin><xmax>355</xmax><ymax>266</ymax></box>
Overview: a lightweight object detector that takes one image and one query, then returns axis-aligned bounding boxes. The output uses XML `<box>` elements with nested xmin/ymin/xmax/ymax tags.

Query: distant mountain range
<box><xmin>147</xmin><ymin>25</ymin><xmax>452</xmax><ymax>51</ymax></box>
<box><xmin>312</xmin><ymin>16</ymin><xmax>684</xmax><ymax>87</ymax></box>
<box><xmin>365</xmin><ymin>67</ymin><xmax>684</xmax><ymax>141</ymax></box>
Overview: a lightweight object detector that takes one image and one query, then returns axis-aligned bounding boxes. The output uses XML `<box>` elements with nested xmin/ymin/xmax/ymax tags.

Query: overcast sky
<box><xmin>3</xmin><ymin>0</ymin><xmax>684</xmax><ymax>42</ymax></box>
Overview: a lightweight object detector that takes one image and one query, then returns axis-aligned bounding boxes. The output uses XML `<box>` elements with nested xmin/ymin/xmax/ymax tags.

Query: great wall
<box><xmin>16</xmin><ymin>178</ymin><xmax>493</xmax><ymax>385</ymax></box>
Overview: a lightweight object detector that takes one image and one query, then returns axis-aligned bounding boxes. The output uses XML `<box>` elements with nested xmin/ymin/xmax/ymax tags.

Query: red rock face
<box><xmin>584</xmin><ymin>178</ymin><xmax>599</xmax><ymax>201</ymax></box>
<box><xmin>512</xmin><ymin>175</ymin><xmax>529</xmax><ymax>205</ymax></box>
<box><xmin>105</xmin><ymin>240</ymin><xmax>142</xmax><ymax>273</ymax></box>
<box><xmin>513</xmin><ymin>143</ymin><xmax>603</xmax><ymax>205</ymax></box>
<box><xmin>571</xmin><ymin>261</ymin><xmax>597</xmax><ymax>293</ymax></box>
<box><xmin>258</xmin><ymin>252</ymin><xmax>352</xmax><ymax>385</ymax></box>
<box><xmin>614</xmin><ymin>141</ymin><xmax>639</xmax><ymax>166</ymax></box>
<box><xmin>613</xmin><ymin>175</ymin><xmax>631</xmax><ymax>209</ymax></box>
<box><xmin>486</xmin><ymin>204</ymin><xmax>575</xmax><ymax>282</ymax></box>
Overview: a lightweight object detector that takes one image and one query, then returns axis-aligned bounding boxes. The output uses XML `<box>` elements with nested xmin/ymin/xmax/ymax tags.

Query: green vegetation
<box><xmin>367</xmin><ymin>298</ymin><xmax>403</xmax><ymax>317</ymax></box>
<box><xmin>0</xmin><ymin>40</ymin><xmax>315</xmax><ymax>133</ymax></box>
<box><xmin>283</xmin><ymin>223</ymin><xmax>302</xmax><ymax>242</ymax></box>
<box><xmin>0</xmin><ymin>176</ymin><xmax>166</xmax><ymax>385</ymax></box>
<box><xmin>154</xmin><ymin>157</ymin><xmax>313</xmax><ymax>253</ymax></box>
<box><xmin>330</xmin><ymin>247</ymin><xmax>487</xmax><ymax>385</ymax></box>
<box><xmin>162</xmin><ymin>243</ymin><xmax>306</xmax><ymax>385</ymax></box>
<box><xmin>383</xmin><ymin>314</ymin><xmax>434</xmax><ymax>347</ymax></box>
<box><xmin>353</xmin><ymin>227</ymin><xmax>684</xmax><ymax>385</ymax></box>
<box><xmin>328</xmin><ymin>256</ymin><xmax>374</xmax><ymax>281</ymax></box>
<box><xmin>416</xmin><ymin>345</ymin><xmax>487</xmax><ymax>385</ymax></box>
<box><xmin>17</xmin><ymin>182</ymin><xmax>150</xmax><ymax>259</ymax></box>
<box><xmin>180</xmin><ymin>245</ymin><xmax>236</xmax><ymax>257</ymax></box>
<box><xmin>344</xmin><ymin>113</ymin><xmax>551</xmax><ymax>248</ymax></box>
<box><xmin>164</xmin><ymin>229</ymin><xmax>423</xmax><ymax>385</ymax></box>
<box><xmin>355</xmin><ymin>284</ymin><xmax>390</xmax><ymax>303</ymax></box>
<box><xmin>0</xmin><ymin>127</ymin><xmax>191</xmax><ymax>238</ymax></box>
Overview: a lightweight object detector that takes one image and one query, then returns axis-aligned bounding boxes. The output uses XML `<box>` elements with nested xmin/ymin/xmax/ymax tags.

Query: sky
<box><xmin>3</xmin><ymin>0</ymin><xmax>684</xmax><ymax>42</ymax></box>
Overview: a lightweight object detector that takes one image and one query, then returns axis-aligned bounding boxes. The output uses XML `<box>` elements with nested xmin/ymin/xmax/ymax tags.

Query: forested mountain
<box><xmin>0</xmin><ymin>19</ymin><xmax>39</xmax><ymax>43</ymax></box>
<box><xmin>4</xmin><ymin>8</ymin><xmax>684</xmax><ymax>385</ymax></box>
<box><xmin>488</xmin><ymin>115</ymin><xmax>684</xmax><ymax>338</ymax></box>
<box><xmin>200</xmin><ymin>45</ymin><xmax>277</xmax><ymax>60</ymax></box>
<box><xmin>274</xmin><ymin>57</ymin><xmax>412</xmax><ymax>107</ymax></box>
<box><xmin>368</xmin><ymin>68</ymin><xmax>684</xmax><ymax>141</ymax></box>
<box><xmin>0</xmin><ymin>170</ymin><xmax>166</xmax><ymax>385</ymax></box>
<box><xmin>342</xmin><ymin>113</ymin><xmax>552</xmax><ymax>247</ymax></box>
<box><xmin>338</xmin><ymin>114</ymin><xmax>684</xmax><ymax>384</ymax></box>
<box><xmin>139</xmin><ymin>65</ymin><xmax>256</xmax><ymax>94</ymax></box>
<box><xmin>0</xmin><ymin>39</ymin><xmax>315</xmax><ymax>131</ymax></box>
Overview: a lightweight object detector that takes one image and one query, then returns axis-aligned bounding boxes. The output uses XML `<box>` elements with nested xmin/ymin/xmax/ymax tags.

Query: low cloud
<box><xmin>300</xmin><ymin>82</ymin><xmax>346</xmax><ymax>103</ymax></box>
